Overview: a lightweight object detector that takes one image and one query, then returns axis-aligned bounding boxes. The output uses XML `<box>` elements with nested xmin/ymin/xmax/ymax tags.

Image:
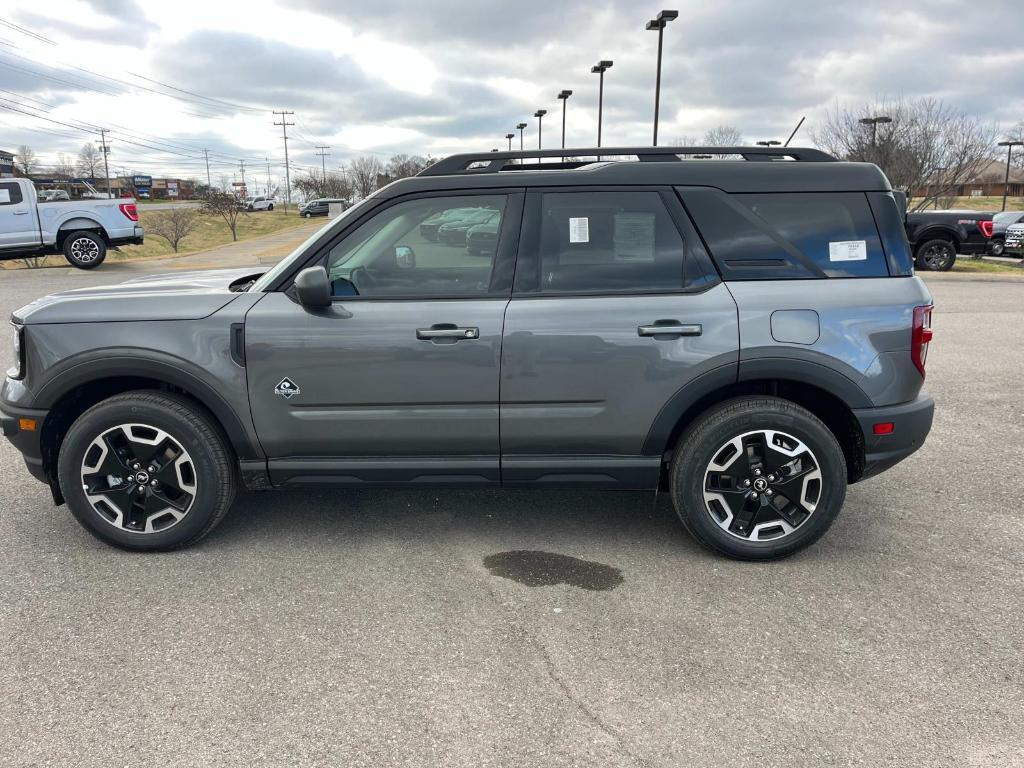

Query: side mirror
<box><xmin>395</xmin><ymin>245</ymin><xmax>416</xmax><ymax>269</ymax></box>
<box><xmin>293</xmin><ymin>266</ymin><xmax>332</xmax><ymax>308</ymax></box>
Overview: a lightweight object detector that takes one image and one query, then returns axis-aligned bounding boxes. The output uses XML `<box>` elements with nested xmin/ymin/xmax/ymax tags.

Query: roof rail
<box><xmin>419</xmin><ymin>146</ymin><xmax>837</xmax><ymax>176</ymax></box>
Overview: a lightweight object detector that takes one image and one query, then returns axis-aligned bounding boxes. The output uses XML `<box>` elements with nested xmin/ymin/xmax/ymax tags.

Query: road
<box><xmin>0</xmin><ymin>254</ymin><xmax>1022</xmax><ymax>767</ymax></box>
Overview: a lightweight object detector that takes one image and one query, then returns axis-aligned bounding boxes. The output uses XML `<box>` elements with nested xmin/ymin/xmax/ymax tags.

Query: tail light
<box><xmin>911</xmin><ymin>304</ymin><xmax>934</xmax><ymax>379</ymax></box>
<box><xmin>978</xmin><ymin>220</ymin><xmax>993</xmax><ymax>238</ymax></box>
<box><xmin>118</xmin><ymin>203</ymin><xmax>139</xmax><ymax>222</ymax></box>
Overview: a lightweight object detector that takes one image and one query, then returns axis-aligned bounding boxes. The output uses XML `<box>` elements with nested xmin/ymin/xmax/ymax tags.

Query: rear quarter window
<box><xmin>680</xmin><ymin>189</ymin><xmax>891</xmax><ymax>279</ymax></box>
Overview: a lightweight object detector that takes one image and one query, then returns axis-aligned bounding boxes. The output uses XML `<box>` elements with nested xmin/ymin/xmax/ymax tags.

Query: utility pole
<box><xmin>273</xmin><ymin>110</ymin><xmax>295</xmax><ymax>212</ymax></box>
<box><xmin>238</xmin><ymin>160</ymin><xmax>246</xmax><ymax>195</ymax></box>
<box><xmin>315</xmin><ymin>145</ymin><xmax>331</xmax><ymax>183</ymax></box>
<box><xmin>265</xmin><ymin>156</ymin><xmax>272</xmax><ymax>197</ymax></box>
<box><xmin>98</xmin><ymin>128</ymin><xmax>111</xmax><ymax>197</ymax></box>
<box><xmin>202</xmin><ymin>149</ymin><xmax>211</xmax><ymax>189</ymax></box>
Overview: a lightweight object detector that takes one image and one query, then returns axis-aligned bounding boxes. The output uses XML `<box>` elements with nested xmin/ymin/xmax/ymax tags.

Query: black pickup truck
<box><xmin>904</xmin><ymin>209</ymin><xmax>994</xmax><ymax>271</ymax></box>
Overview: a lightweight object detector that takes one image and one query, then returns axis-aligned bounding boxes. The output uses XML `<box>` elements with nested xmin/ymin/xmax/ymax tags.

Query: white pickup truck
<box><xmin>0</xmin><ymin>178</ymin><xmax>144</xmax><ymax>269</ymax></box>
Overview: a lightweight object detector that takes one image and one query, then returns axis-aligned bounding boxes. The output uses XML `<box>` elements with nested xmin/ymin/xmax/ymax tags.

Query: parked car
<box><xmin>437</xmin><ymin>208</ymin><xmax>500</xmax><ymax>245</ymax></box>
<box><xmin>0</xmin><ymin>178</ymin><xmax>143</xmax><ymax>269</ymax></box>
<box><xmin>1</xmin><ymin>145</ymin><xmax>934</xmax><ymax>560</ymax></box>
<box><xmin>465</xmin><ymin>219</ymin><xmax>500</xmax><ymax>256</ymax></box>
<box><xmin>37</xmin><ymin>189</ymin><xmax>71</xmax><ymax>202</ymax></box>
<box><xmin>299</xmin><ymin>198</ymin><xmax>347</xmax><ymax>218</ymax></box>
<box><xmin>989</xmin><ymin>211</ymin><xmax>1024</xmax><ymax>257</ymax></box>
<box><xmin>1003</xmin><ymin>223</ymin><xmax>1024</xmax><ymax>256</ymax></box>
<box><xmin>244</xmin><ymin>196</ymin><xmax>275</xmax><ymax>212</ymax></box>
<box><xmin>418</xmin><ymin>207</ymin><xmax>483</xmax><ymax>241</ymax></box>
<box><xmin>904</xmin><ymin>209</ymin><xmax>993</xmax><ymax>271</ymax></box>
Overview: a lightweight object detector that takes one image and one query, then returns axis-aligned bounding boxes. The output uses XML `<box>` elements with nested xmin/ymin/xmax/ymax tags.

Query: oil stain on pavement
<box><xmin>483</xmin><ymin>551</ymin><xmax>623</xmax><ymax>591</ymax></box>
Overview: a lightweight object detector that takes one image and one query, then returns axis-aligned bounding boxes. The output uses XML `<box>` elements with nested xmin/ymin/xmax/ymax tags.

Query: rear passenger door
<box><xmin>500</xmin><ymin>188</ymin><xmax>739</xmax><ymax>488</ymax></box>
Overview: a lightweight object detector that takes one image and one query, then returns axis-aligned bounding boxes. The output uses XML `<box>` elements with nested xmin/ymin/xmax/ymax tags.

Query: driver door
<box><xmin>244</xmin><ymin>191</ymin><xmax>523</xmax><ymax>486</ymax></box>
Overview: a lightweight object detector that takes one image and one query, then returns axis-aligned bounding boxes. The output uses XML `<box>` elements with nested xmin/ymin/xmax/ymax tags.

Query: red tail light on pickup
<box><xmin>912</xmin><ymin>304</ymin><xmax>934</xmax><ymax>379</ymax></box>
<box><xmin>118</xmin><ymin>203</ymin><xmax>139</xmax><ymax>222</ymax></box>
<box><xmin>978</xmin><ymin>220</ymin><xmax>993</xmax><ymax>238</ymax></box>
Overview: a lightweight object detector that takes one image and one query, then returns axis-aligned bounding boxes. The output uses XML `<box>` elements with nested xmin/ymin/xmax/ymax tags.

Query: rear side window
<box><xmin>680</xmin><ymin>189</ymin><xmax>890</xmax><ymax>279</ymax></box>
<box><xmin>0</xmin><ymin>182</ymin><xmax>23</xmax><ymax>206</ymax></box>
<box><xmin>515</xmin><ymin>190</ymin><xmax>715</xmax><ymax>294</ymax></box>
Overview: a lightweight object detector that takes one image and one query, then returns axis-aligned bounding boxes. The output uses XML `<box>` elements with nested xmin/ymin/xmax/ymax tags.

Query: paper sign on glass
<box><xmin>568</xmin><ymin>217</ymin><xmax>589</xmax><ymax>243</ymax></box>
<box><xmin>0</xmin><ymin>189</ymin><xmax>10</xmax><ymax>204</ymax></box>
<box><xmin>829</xmin><ymin>240</ymin><xmax>867</xmax><ymax>262</ymax></box>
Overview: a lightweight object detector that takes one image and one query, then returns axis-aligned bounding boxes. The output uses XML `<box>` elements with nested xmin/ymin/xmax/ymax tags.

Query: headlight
<box><xmin>8</xmin><ymin>323</ymin><xmax>24</xmax><ymax>380</ymax></box>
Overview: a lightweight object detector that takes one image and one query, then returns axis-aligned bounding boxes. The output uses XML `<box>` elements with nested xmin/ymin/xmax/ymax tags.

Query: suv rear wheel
<box><xmin>915</xmin><ymin>238</ymin><xmax>957</xmax><ymax>271</ymax></box>
<box><xmin>57</xmin><ymin>392</ymin><xmax>236</xmax><ymax>551</ymax></box>
<box><xmin>669</xmin><ymin>397</ymin><xmax>847</xmax><ymax>560</ymax></box>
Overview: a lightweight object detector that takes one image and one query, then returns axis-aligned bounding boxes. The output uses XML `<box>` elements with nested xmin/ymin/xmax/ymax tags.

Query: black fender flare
<box><xmin>33</xmin><ymin>353</ymin><xmax>262</xmax><ymax>460</ymax></box>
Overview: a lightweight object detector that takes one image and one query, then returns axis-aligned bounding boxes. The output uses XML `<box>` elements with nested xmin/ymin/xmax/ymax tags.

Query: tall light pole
<box><xmin>997</xmin><ymin>139</ymin><xmax>1023</xmax><ymax>212</ymax></box>
<box><xmin>557</xmin><ymin>90</ymin><xmax>572</xmax><ymax>149</ymax></box>
<box><xmin>516</xmin><ymin>122</ymin><xmax>527</xmax><ymax>151</ymax></box>
<box><xmin>646</xmin><ymin>9</ymin><xmax>678</xmax><ymax>146</ymax></box>
<box><xmin>534</xmin><ymin>109</ymin><xmax>547</xmax><ymax>150</ymax></box>
<box><xmin>505</xmin><ymin>133</ymin><xmax>515</xmax><ymax>151</ymax></box>
<box><xmin>859</xmin><ymin>115</ymin><xmax>892</xmax><ymax>150</ymax></box>
<box><xmin>591</xmin><ymin>60</ymin><xmax>613</xmax><ymax>147</ymax></box>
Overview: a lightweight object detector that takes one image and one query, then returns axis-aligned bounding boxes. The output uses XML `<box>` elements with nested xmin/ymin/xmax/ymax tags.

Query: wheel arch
<box><xmin>646</xmin><ymin>371</ymin><xmax>866</xmax><ymax>484</ymax></box>
<box><xmin>913</xmin><ymin>227</ymin><xmax>960</xmax><ymax>251</ymax></box>
<box><xmin>36</xmin><ymin>360</ymin><xmax>261</xmax><ymax>488</ymax></box>
<box><xmin>56</xmin><ymin>222</ymin><xmax>108</xmax><ymax>247</ymax></box>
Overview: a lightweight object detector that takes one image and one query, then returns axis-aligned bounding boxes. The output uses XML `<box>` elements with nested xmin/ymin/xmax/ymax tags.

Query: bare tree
<box><xmin>293</xmin><ymin>169</ymin><xmax>353</xmax><ymax>201</ymax></box>
<box><xmin>15</xmin><ymin>145</ymin><xmax>37</xmax><ymax>176</ymax></box>
<box><xmin>51</xmin><ymin>152</ymin><xmax>76</xmax><ymax>180</ymax></box>
<box><xmin>813</xmin><ymin>97</ymin><xmax>997</xmax><ymax>211</ymax></box>
<box><xmin>703</xmin><ymin>125</ymin><xmax>745</xmax><ymax>146</ymax></box>
<box><xmin>147</xmin><ymin>209</ymin><xmax>200</xmax><ymax>253</ymax></box>
<box><xmin>77</xmin><ymin>143</ymin><xmax>102</xmax><ymax>180</ymax></box>
<box><xmin>669</xmin><ymin>135</ymin><xmax>700</xmax><ymax>147</ymax></box>
<box><xmin>1006</xmin><ymin>121</ymin><xmax>1024</xmax><ymax>170</ymax></box>
<box><xmin>385</xmin><ymin>154</ymin><xmax>428</xmax><ymax>182</ymax></box>
<box><xmin>347</xmin><ymin>155</ymin><xmax>384</xmax><ymax>199</ymax></box>
<box><xmin>201</xmin><ymin>191</ymin><xmax>246</xmax><ymax>242</ymax></box>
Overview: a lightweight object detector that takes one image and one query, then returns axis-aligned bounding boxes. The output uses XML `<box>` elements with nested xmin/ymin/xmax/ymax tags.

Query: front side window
<box><xmin>325</xmin><ymin>194</ymin><xmax>507</xmax><ymax>298</ymax></box>
<box><xmin>519</xmin><ymin>191</ymin><xmax>692</xmax><ymax>294</ymax></box>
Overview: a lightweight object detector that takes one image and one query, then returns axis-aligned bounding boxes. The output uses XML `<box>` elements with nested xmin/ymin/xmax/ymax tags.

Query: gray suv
<box><xmin>1</xmin><ymin>147</ymin><xmax>935</xmax><ymax>559</ymax></box>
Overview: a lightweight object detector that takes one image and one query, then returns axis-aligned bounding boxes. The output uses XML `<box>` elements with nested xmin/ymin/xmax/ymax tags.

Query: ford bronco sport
<box><xmin>1</xmin><ymin>146</ymin><xmax>935</xmax><ymax>559</ymax></box>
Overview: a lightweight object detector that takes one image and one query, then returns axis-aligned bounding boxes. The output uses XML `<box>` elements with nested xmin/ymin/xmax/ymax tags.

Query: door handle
<box><xmin>638</xmin><ymin>321</ymin><xmax>703</xmax><ymax>338</ymax></box>
<box><xmin>416</xmin><ymin>325</ymin><xmax>479</xmax><ymax>340</ymax></box>
<box><xmin>13</xmin><ymin>208</ymin><xmax>29</xmax><ymax>215</ymax></box>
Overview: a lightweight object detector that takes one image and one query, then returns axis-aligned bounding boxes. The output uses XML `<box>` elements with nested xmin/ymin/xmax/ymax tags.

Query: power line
<box><xmin>0</xmin><ymin>18</ymin><xmax>55</xmax><ymax>45</ymax></box>
<box><xmin>315</xmin><ymin>145</ymin><xmax>330</xmax><ymax>181</ymax></box>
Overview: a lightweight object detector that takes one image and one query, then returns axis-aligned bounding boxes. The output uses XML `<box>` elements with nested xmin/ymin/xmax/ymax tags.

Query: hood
<box><xmin>12</xmin><ymin>267</ymin><xmax>266</xmax><ymax>325</ymax></box>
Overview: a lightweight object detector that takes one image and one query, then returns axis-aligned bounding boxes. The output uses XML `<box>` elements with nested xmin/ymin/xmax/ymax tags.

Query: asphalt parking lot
<box><xmin>1</xmin><ymin>263</ymin><xmax>1022</xmax><ymax>767</ymax></box>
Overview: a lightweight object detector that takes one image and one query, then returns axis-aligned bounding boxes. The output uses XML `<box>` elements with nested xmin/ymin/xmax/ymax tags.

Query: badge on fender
<box><xmin>274</xmin><ymin>377</ymin><xmax>300</xmax><ymax>399</ymax></box>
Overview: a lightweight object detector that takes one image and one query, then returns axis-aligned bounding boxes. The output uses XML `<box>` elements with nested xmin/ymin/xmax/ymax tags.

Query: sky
<box><xmin>0</xmin><ymin>0</ymin><xmax>1022</xmax><ymax>188</ymax></box>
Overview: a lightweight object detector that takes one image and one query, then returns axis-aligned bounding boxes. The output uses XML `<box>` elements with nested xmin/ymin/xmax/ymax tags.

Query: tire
<box><xmin>62</xmin><ymin>231</ymin><xmax>107</xmax><ymax>269</ymax></box>
<box><xmin>57</xmin><ymin>391</ymin><xmax>236</xmax><ymax>551</ymax></box>
<box><xmin>268</xmin><ymin>204</ymin><xmax>274</xmax><ymax>211</ymax></box>
<box><xmin>915</xmin><ymin>238</ymin><xmax>957</xmax><ymax>271</ymax></box>
<box><xmin>988</xmin><ymin>238</ymin><xmax>1005</xmax><ymax>257</ymax></box>
<box><xmin>669</xmin><ymin>396</ymin><xmax>847</xmax><ymax>561</ymax></box>
<box><xmin>304</xmin><ymin>212</ymin><xmax>311</xmax><ymax>218</ymax></box>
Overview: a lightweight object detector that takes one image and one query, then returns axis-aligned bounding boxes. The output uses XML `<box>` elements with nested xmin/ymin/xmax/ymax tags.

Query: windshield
<box><xmin>250</xmin><ymin>193</ymin><xmax>381</xmax><ymax>292</ymax></box>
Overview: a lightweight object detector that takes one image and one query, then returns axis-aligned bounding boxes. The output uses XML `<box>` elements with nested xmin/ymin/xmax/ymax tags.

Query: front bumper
<box><xmin>1</xmin><ymin>401</ymin><xmax>51</xmax><ymax>485</ymax></box>
<box><xmin>852</xmin><ymin>393</ymin><xmax>934</xmax><ymax>480</ymax></box>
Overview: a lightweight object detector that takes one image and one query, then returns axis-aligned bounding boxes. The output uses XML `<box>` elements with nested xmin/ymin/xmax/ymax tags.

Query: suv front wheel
<box><xmin>57</xmin><ymin>391</ymin><xmax>236</xmax><ymax>551</ymax></box>
<box><xmin>670</xmin><ymin>397</ymin><xmax>847</xmax><ymax>560</ymax></box>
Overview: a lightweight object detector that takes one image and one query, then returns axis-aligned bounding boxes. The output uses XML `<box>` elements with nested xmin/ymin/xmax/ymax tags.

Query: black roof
<box><xmin>378</xmin><ymin>146</ymin><xmax>892</xmax><ymax>197</ymax></box>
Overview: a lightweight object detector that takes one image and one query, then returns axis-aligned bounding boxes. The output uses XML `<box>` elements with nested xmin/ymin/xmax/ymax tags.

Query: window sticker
<box><xmin>0</xmin><ymin>189</ymin><xmax>10</xmax><ymax>204</ymax></box>
<box><xmin>614</xmin><ymin>212</ymin><xmax>656</xmax><ymax>261</ymax></box>
<box><xmin>568</xmin><ymin>217</ymin><xmax>589</xmax><ymax>243</ymax></box>
<box><xmin>828</xmin><ymin>240</ymin><xmax>867</xmax><ymax>262</ymax></box>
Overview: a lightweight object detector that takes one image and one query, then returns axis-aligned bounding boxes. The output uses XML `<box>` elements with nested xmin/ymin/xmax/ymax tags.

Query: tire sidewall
<box><xmin>915</xmin><ymin>239</ymin><xmax>956</xmax><ymax>271</ymax></box>
<box><xmin>989</xmin><ymin>238</ymin><xmax>1004</xmax><ymax>256</ymax></box>
<box><xmin>63</xmin><ymin>232</ymin><xmax>107</xmax><ymax>270</ymax></box>
<box><xmin>57</xmin><ymin>398</ymin><xmax>226</xmax><ymax>550</ymax></box>
<box><xmin>672</xmin><ymin>400</ymin><xmax>847</xmax><ymax>560</ymax></box>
